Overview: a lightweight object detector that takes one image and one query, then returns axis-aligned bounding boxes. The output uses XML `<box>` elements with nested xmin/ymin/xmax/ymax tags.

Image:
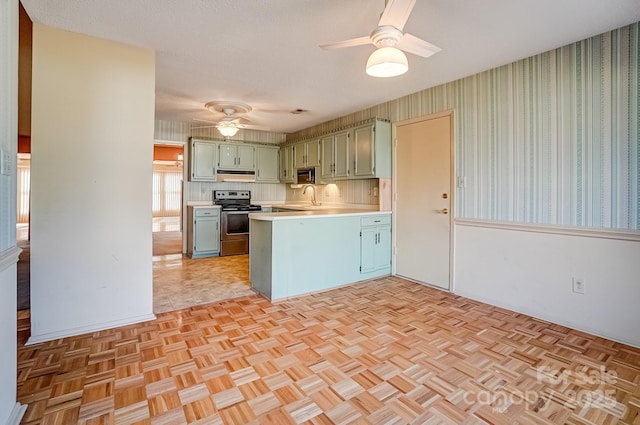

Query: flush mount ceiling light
<box><xmin>320</xmin><ymin>0</ymin><xmax>441</xmax><ymax>78</ymax></box>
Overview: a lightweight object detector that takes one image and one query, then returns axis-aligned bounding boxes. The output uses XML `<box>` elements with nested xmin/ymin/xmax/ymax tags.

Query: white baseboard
<box><xmin>455</xmin><ymin>288</ymin><xmax>640</xmax><ymax>349</ymax></box>
<box><xmin>26</xmin><ymin>313</ymin><xmax>157</xmax><ymax>345</ymax></box>
<box><xmin>4</xmin><ymin>403</ymin><xmax>26</xmax><ymax>425</ymax></box>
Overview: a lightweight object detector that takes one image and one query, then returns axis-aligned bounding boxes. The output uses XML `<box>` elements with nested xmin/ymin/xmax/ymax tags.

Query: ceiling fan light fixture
<box><xmin>217</xmin><ymin>122</ymin><xmax>240</xmax><ymax>138</ymax></box>
<box><xmin>366</xmin><ymin>46</ymin><xmax>408</xmax><ymax>78</ymax></box>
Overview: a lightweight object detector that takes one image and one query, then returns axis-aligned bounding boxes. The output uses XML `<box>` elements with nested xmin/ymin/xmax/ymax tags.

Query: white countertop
<box><xmin>250</xmin><ymin>209</ymin><xmax>391</xmax><ymax>221</ymax></box>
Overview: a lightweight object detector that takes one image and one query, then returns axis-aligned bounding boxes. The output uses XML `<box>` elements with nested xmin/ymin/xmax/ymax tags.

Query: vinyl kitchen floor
<box><xmin>16</xmin><ymin>276</ymin><xmax>640</xmax><ymax>425</ymax></box>
<box><xmin>153</xmin><ymin>254</ymin><xmax>255</xmax><ymax>314</ymax></box>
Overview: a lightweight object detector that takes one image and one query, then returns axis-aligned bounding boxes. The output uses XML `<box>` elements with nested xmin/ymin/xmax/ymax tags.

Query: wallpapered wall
<box><xmin>154</xmin><ymin>120</ymin><xmax>286</xmax><ymax>145</ymax></box>
<box><xmin>289</xmin><ymin>24</ymin><xmax>639</xmax><ymax>231</ymax></box>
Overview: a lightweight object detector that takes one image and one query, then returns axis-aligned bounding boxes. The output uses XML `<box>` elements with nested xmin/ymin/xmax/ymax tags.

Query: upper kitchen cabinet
<box><xmin>279</xmin><ymin>144</ymin><xmax>295</xmax><ymax>183</ymax></box>
<box><xmin>189</xmin><ymin>138</ymin><xmax>217</xmax><ymax>182</ymax></box>
<box><xmin>351</xmin><ymin>119</ymin><xmax>391</xmax><ymax>178</ymax></box>
<box><xmin>256</xmin><ymin>146</ymin><xmax>280</xmax><ymax>182</ymax></box>
<box><xmin>218</xmin><ymin>143</ymin><xmax>255</xmax><ymax>170</ymax></box>
<box><xmin>293</xmin><ymin>139</ymin><xmax>320</xmax><ymax>168</ymax></box>
<box><xmin>320</xmin><ymin>130</ymin><xmax>350</xmax><ymax>180</ymax></box>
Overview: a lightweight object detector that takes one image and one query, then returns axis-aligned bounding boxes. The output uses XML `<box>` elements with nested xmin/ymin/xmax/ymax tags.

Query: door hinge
<box><xmin>359</xmin><ymin>231</ymin><xmax>362</xmax><ymax>237</ymax></box>
<box><xmin>359</xmin><ymin>266</ymin><xmax>362</xmax><ymax>272</ymax></box>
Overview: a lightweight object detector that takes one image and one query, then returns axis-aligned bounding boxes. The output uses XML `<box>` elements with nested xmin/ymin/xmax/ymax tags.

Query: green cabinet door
<box><xmin>320</xmin><ymin>135</ymin><xmax>334</xmax><ymax>180</ymax></box>
<box><xmin>256</xmin><ymin>146</ymin><xmax>279</xmax><ymax>182</ymax></box>
<box><xmin>190</xmin><ymin>140</ymin><xmax>217</xmax><ymax>182</ymax></box>
<box><xmin>360</xmin><ymin>227</ymin><xmax>378</xmax><ymax>273</ymax></box>
<box><xmin>353</xmin><ymin>124</ymin><xmax>375</xmax><ymax>178</ymax></box>
<box><xmin>334</xmin><ymin>130</ymin><xmax>350</xmax><ymax>178</ymax></box>
<box><xmin>218</xmin><ymin>144</ymin><xmax>255</xmax><ymax>170</ymax></box>
<box><xmin>279</xmin><ymin>145</ymin><xmax>294</xmax><ymax>182</ymax></box>
<box><xmin>375</xmin><ymin>225</ymin><xmax>392</xmax><ymax>270</ymax></box>
<box><xmin>188</xmin><ymin>207</ymin><xmax>220</xmax><ymax>258</ymax></box>
<box><xmin>194</xmin><ymin>217</ymin><xmax>220</xmax><ymax>253</ymax></box>
<box><xmin>236</xmin><ymin>145</ymin><xmax>255</xmax><ymax>170</ymax></box>
<box><xmin>360</xmin><ymin>215</ymin><xmax>392</xmax><ymax>274</ymax></box>
<box><xmin>293</xmin><ymin>143</ymin><xmax>306</xmax><ymax>169</ymax></box>
<box><xmin>218</xmin><ymin>144</ymin><xmax>236</xmax><ymax>168</ymax></box>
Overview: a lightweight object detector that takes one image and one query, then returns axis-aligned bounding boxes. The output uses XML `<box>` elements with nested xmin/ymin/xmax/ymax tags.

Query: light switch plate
<box><xmin>0</xmin><ymin>148</ymin><xmax>11</xmax><ymax>176</ymax></box>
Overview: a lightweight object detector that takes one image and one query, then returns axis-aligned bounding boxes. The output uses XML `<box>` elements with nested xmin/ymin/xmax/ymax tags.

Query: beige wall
<box><xmin>29</xmin><ymin>25</ymin><xmax>156</xmax><ymax>342</ymax></box>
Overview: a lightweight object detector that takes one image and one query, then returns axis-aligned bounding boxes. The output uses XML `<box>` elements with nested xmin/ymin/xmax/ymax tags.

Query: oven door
<box><xmin>221</xmin><ymin>211</ymin><xmax>249</xmax><ymax>241</ymax></box>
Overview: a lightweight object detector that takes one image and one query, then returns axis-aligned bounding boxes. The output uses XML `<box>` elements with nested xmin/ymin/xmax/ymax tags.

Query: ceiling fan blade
<box><xmin>397</xmin><ymin>33</ymin><xmax>441</xmax><ymax>58</ymax></box>
<box><xmin>235</xmin><ymin>117</ymin><xmax>251</xmax><ymax>125</ymax></box>
<box><xmin>378</xmin><ymin>0</ymin><xmax>416</xmax><ymax>30</ymax></box>
<box><xmin>192</xmin><ymin>125</ymin><xmax>219</xmax><ymax>129</ymax></box>
<box><xmin>320</xmin><ymin>36</ymin><xmax>371</xmax><ymax>50</ymax></box>
<box><xmin>193</xmin><ymin>118</ymin><xmax>218</xmax><ymax>124</ymax></box>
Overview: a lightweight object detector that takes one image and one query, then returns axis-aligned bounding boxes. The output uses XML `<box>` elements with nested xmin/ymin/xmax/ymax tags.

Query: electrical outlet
<box><xmin>572</xmin><ymin>277</ymin><xmax>586</xmax><ymax>294</ymax></box>
<box><xmin>457</xmin><ymin>175</ymin><xmax>466</xmax><ymax>188</ymax></box>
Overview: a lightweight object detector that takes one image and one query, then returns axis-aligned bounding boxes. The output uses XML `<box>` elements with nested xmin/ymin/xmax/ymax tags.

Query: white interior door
<box><xmin>395</xmin><ymin>114</ymin><xmax>452</xmax><ymax>290</ymax></box>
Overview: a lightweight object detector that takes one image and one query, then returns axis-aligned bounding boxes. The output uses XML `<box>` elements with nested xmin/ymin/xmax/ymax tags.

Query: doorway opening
<box><xmin>152</xmin><ymin>144</ymin><xmax>184</xmax><ymax>257</ymax></box>
<box><xmin>16</xmin><ymin>153</ymin><xmax>30</xmax><ymax>311</ymax></box>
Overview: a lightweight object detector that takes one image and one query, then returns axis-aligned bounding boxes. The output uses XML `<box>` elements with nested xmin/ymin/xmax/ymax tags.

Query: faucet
<box><xmin>302</xmin><ymin>185</ymin><xmax>320</xmax><ymax>206</ymax></box>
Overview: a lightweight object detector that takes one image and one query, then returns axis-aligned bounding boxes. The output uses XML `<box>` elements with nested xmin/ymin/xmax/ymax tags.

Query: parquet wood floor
<box><xmin>16</xmin><ymin>277</ymin><xmax>640</xmax><ymax>424</ymax></box>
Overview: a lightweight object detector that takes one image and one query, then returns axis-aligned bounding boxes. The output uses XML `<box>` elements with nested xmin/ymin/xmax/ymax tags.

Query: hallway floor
<box><xmin>153</xmin><ymin>254</ymin><xmax>254</xmax><ymax>313</ymax></box>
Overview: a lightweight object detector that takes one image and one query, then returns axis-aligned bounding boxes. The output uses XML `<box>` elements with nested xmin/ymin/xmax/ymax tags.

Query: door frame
<box><xmin>153</xmin><ymin>139</ymin><xmax>187</xmax><ymax>252</ymax></box>
<box><xmin>391</xmin><ymin>110</ymin><xmax>456</xmax><ymax>292</ymax></box>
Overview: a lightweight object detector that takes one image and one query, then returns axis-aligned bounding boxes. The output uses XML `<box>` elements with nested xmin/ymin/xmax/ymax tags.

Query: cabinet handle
<box><xmin>257</xmin><ymin>170</ymin><xmax>260</xmax><ymax>177</ymax></box>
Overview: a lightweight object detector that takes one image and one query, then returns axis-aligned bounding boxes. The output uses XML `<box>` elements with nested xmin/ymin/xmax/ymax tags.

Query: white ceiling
<box><xmin>21</xmin><ymin>0</ymin><xmax>640</xmax><ymax>134</ymax></box>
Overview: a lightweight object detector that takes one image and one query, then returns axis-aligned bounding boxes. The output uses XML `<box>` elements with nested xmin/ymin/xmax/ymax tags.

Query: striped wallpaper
<box><xmin>289</xmin><ymin>23</ymin><xmax>640</xmax><ymax>231</ymax></box>
<box><xmin>154</xmin><ymin>120</ymin><xmax>286</xmax><ymax>145</ymax></box>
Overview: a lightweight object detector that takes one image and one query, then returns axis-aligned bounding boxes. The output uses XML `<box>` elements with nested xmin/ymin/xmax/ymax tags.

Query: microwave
<box><xmin>296</xmin><ymin>167</ymin><xmax>316</xmax><ymax>184</ymax></box>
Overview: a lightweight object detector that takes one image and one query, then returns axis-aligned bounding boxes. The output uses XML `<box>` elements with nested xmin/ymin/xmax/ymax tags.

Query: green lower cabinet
<box><xmin>187</xmin><ymin>207</ymin><xmax>221</xmax><ymax>258</ymax></box>
<box><xmin>360</xmin><ymin>216</ymin><xmax>391</xmax><ymax>274</ymax></box>
<box><xmin>249</xmin><ymin>213</ymin><xmax>392</xmax><ymax>300</ymax></box>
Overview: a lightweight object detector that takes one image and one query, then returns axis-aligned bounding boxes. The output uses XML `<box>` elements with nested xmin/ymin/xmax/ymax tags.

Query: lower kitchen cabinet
<box><xmin>360</xmin><ymin>215</ymin><xmax>391</xmax><ymax>274</ymax></box>
<box><xmin>187</xmin><ymin>206</ymin><xmax>221</xmax><ymax>258</ymax></box>
<box><xmin>250</xmin><ymin>212</ymin><xmax>391</xmax><ymax>300</ymax></box>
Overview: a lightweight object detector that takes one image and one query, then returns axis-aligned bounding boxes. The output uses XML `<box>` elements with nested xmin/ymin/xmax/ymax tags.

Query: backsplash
<box><xmin>286</xmin><ymin>179</ymin><xmax>380</xmax><ymax>205</ymax></box>
<box><xmin>186</xmin><ymin>181</ymin><xmax>286</xmax><ymax>203</ymax></box>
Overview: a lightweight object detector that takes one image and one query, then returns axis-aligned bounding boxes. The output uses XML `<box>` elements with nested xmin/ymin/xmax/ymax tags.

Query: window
<box><xmin>17</xmin><ymin>156</ymin><xmax>30</xmax><ymax>224</ymax></box>
<box><xmin>152</xmin><ymin>164</ymin><xmax>182</xmax><ymax>217</ymax></box>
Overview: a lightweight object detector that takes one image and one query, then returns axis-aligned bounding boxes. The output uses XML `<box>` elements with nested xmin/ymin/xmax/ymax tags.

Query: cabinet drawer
<box><xmin>195</xmin><ymin>208</ymin><xmax>220</xmax><ymax>217</ymax></box>
<box><xmin>361</xmin><ymin>215</ymin><xmax>391</xmax><ymax>227</ymax></box>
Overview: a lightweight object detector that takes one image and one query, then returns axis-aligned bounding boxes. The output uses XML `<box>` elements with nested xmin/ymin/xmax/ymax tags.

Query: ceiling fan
<box><xmin>193</xmin><ymin>101</ymin><xmax>253</xmax><ymax>138</ymax></box>
<box><xmin>320</xmin><ymin>0</ymin><xmax>441</xmax><ymax>77</ymax></box>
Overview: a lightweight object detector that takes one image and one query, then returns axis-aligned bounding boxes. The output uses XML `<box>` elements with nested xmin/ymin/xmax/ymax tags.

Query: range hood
<box><xmin>216</xmin><ymin>169</ymin><xmax>256</xmax><ymax>182</ymax></box>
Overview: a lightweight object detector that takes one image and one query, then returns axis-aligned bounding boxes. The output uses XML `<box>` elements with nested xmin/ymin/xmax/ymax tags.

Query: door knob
<box><xmin>439</xmin><ymin>208</ymin><xmax>449</xmax><ymax>214</ymax></box>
